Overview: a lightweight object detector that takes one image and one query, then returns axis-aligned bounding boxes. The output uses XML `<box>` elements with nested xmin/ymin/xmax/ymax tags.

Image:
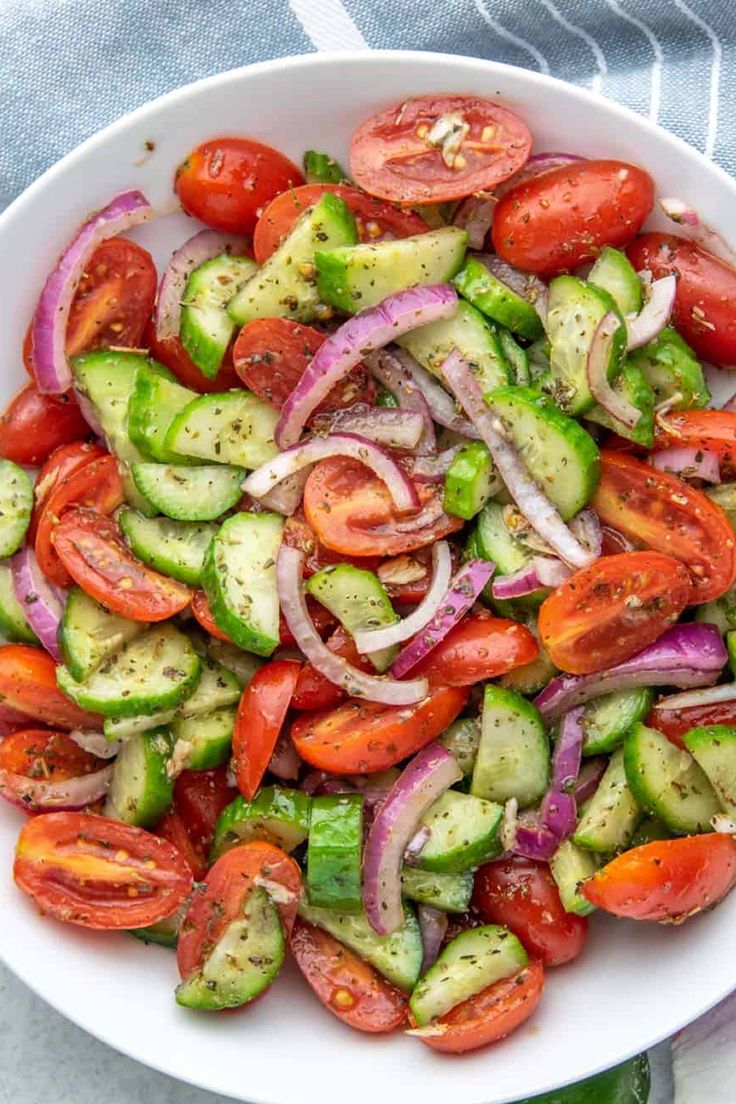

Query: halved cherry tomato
<box><xmin>28</xmin><ymin>441</ymin><xmax>106</xmax><ymax>544</ymax></box>
<box><xmin>591</xmin><ymin>450</ymin><xmax>736</xmax><ymax>603</ymax></box>
<box><xmin>144</xmin><ymin>323</ymin><xmax>241</xmax><ymax>393</ymax></box>
<box><xmin>191</xmin><ymin>589</ymin><xmax>232</xmax><ymax>642</ymax></box>
<box><xmin>252</xmin><ymin>183</ymin><xmax>427</xmax><ymax>264</ymax></box>
<box><xmin>411</xmin><ymin>959</ymin><xmax>544</xmax><ymax>1054</ymax></box>
<box><xmin>65</xmin><ymin>237</ymin><xmax>157</xmax><ymax>357</ymax></box>
<box><xmin>538</xmin><ymin>551</ymin><xmax>692</xmax><ymax>676</ymax></box>
<box><xmin>410</xmin><ymin>611</ymin><xmax>539</xmax><ymax>688</ymax></box>
<box><xmin>175</xmin><ymin>137</ymin><xmax>304</xmax><ymax>235</ymax></box>
<box><xmin>291</xmin><ymin>626</ymin><xmax>373</xmax><ymax>711</ymax></box>
<box><xmin>647</xmin><ymin>697</ymin><xmax>736</xmax><ymax>749</ymax></box>
<box><xmin>493</xmin><ymin>160</ymin><xmax>654</xmax><ymax>277</ymax></box>
<box><xmin>155</xmin><ymin>810</ymin><xmax>208</xmax><ymax>881</ymax></box>
<box><xmin>53</xmin><ymin>508</ymin><xmax>191</xmax><ymax>620</ymax></box>
<box><xmin>600</xmin><ymin>523</ymin><xmax>636</xmax><ymax>556</ymax></box>
<box><xmin>0</xmin><ymin>703</ymin><xmax>37</xmax><ymax>739</ymax></box>
<box><xmin>14</xmin><ymin>811</ymin><xmax>193</xmax><ymax>928</ymax></box>
<box><xmin>627</xmin><ymin>233</ymin><xmax>736</xmax><ymax>364</ymax></box>
<box><xmin>0</xmin><ymin>729</ymin><xmax>105</xmax><ymax>813</ymax></box>
<box><xmin>581</xmin><ymin>835</ymin><xmax>736</xmax><ymax>922</ymax></box>
<box><xmin>282</xmin><ymin>512</ymin><xmax>382</xmax><ymax>576</ymax></box>
<box><xmin>173</xmin><ymin>766</ymin><xmax>236</xmax><ymax>854</ymax></box>
<box><xmin>472</xmin><ymin>858</ymin><xmax>588</xmax><ymax>966</ymax></box>
<box><xmin>177</xmin><ymin>840</ymin><xmax>302</xmax><ymax>982</ymax></box>
<box><xmin>0</xmin><ymin>645</ymin><xmax>100</xmax><ymax>730</ymax></box>
<box><xmin>232</xmin><ymin>318</ymin><xmax>375</xmax><ymax>413</ymax></box>
<box><xmin>290</xmin><ymin>918</ymin><xmax>408</xmax><ymax>1033</ymax></box>
<box><xmin>350</xmin><ymin>95</ymin><xmax>532</xmax><ymax>206</ymax></box>
<box><xmin>0</xmin><ymin>384</ymin><xmax>89</xmax><ymax>466</ymax></box>
<box><xmin>654</xmin><ymin>410</ymin><xmax>736</xmax><ymax>473</ymax></box>
<box><xmin>304</xmin><ymin>458</ymin><xmax>463</xmax><ymax>557</ymax></box>
<box><xmin>290</xmin><ymin>685</ymin><xmax>468</xmax><ymax>774</ymax></box>
<box><xmin>233</xmin><ymin>660</ymin><xmax>301</xmax><ymax>800</ymax></box>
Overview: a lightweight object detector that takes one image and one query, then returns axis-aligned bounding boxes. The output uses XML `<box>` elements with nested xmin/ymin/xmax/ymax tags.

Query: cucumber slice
<box><xmin>203</xmin><ymin>512</ymin><xmax>283</xmax><ymax>657</ymax></box>
<box><xmin>297</xmin><ymin>900</ymin><xmax>423</xmax><ymax>991</ymax></box>
<box><xmin>307</xmin><ymin>793</ymin><xmax>364</xmax><ymax>912</ymax></box>
<box><xmin>500</xmin><ymin>640</ymin><xmax>558</xmax><ymax>696</ymax></box>
<box><xmin>528</xmin><ymin>337</ymin><xmax>551</xmax><ymax>382</ymax></box>
<box><xmin>397</xmin><ymin>300</ymin><xmax>508</xmax><ymax>395</ymax></box>
<box><xmin>443</xmin><ymin>442</ymin><xmax>496</xmax><ymax>521</ymax></box>
<box><xmin>401</xmin><ymin>867</ymin><xmax>473</xmax><ymax>913</ymax></box>
<box><xmin>176</xmin><ymin>655</ymin><xmax>242</xmax><ymax>717</ymax></box>
<box><xmin>414</xmin><ymin>790</ymin><xmax>503</xmax><ymax>873</ymax></box>
<box><xmin>211</xmin><ymin>787</ymin><xmax>311</xmax><ymax>860</ymax></box>
<box><xmin>729</xmin><ymin>631</ymin><xmax>736</xmax><ymax>677</ymax></box>
<box><xmin>683</xmin><ymin>725</ymin><xmax>736</xmax><ymax>817</ymax></box>
<box><xmin>582</xmin><ymin>687</ymin><xmax>655</xmax><ymax>756</ymax></box>
<box><xmin>585</xmin><ymin>361</ymin><xmax>655</xmax><ymax>448</ymax></box>
<box><xmin>131</xmin><ymin>463</ymin><xmax>245</xmax><ymax>522</ymax></box>
<box><xmin>486</xmin><ymin>387</ymin><xmax>600</xmax><ymax>520</ymax></box>
<box><xmin>0</xmin><ymin>562</ymin><xmax>38</xmax><ymax>643</ymax></box>
<box><xmin>180</xmin><ymin>254</ymin><xmax>258</xmax><ymax>377</ymax></box>
<box><xmin>515</xmin><ymin>1054</ymin><xmax>650</xmax><ymax>1104</ymax></box>
<box><xmin>707</xmin><ymin>483</ymin><xmax>736</xmax><ymax>533</ymax></box>
<box><xmin>316</xmin><ymin>226</ymin><xmax>467</xmax><ymax>313</ymax></box>
<box><xmin>228</xmin><ymin>193</ymin><xmax>357</xmax><ymax>325</ymax></box>
<box><xmin>474</xmin><ymin>501</ymin><xmax>545</xmax><ymax>609</ymax></box>
<box><xmin>170</xmin><ymin>705</ymin><xmax>235</xmax><ymax>772</ymax></box>
<box><xmin>303</xmin><ymin>150</ymin><xmax>347</xmax><ymax>184</ymax></box>
<box><xmin>119</xmin><ymin>508</ymin><xmax>217</xmax><ymax>586</ymax></box>
<box><xmin>545</xmin><ymin>276</ymin><xmax>626</xmax><ymax>415</ymax></box>
<box><xmin>58</xmin><ymin>624</ymin><xmax>201</xmax><ymax>717</ymax></box>
<box><xmin>128</xmin><ymin>370</ymin><xmax>197</xmax><ymax>465</ymax></box>
<box><xmin>130</xmin><ymin>901</ymin><xmax>186</xmax><ymax>948</ymax></box>
<box><xmin>165</xmin><ymin>391</ymin><xmax>278</xmax><ymax>471</ymax></box>
<box><xmin>175</xmin><ymin>886</ymin><xmax>284</xmax><ymax>1010</ymax></box>
<box><xmin>454</xmin><ymin>256</ymin><xmax>544</xmax><ymax>341</ymax></box>
<box><xmin>59</xmin><ymin>587</ymin><xmax>144</xmax><ymax>683</ymax></box>
<box><xmin>498</xmin><ymin>327</ymin><xmax>530</xmax><ymax>386</ymax></box>
<box><xmin>0</xmin><ymin>461</ymin><xmax>32</xmax><ymax>557</ymax></box>
<box><xmin>104</xmin><ymin>727</ymin><xmax>174</xmax><ymax>827</ymax></box>
<box><xmin>588</xmin><ymin>246</ymin><xmax>642</xmax><ymax>315</ymax></box>
<box><xmin>439</xmin><ymin>717</ymin><xmax>481</xmax><ymax>779</ymax></box>
<box><xmin>471</xmin><ymin>685</ymin><xmax>549</xmax><ymax>808</ymax></box>
<box><xmin>409</xmin><ymin>924</ymin><xmax>527</xmax><ymax>1026</ymax></box>
<box><xmin>624</xmin><ymin>723</ymin><xmax>720</xmax><ymax>834</ymax></box>
<box><xmin>305</xmin><ymin>563</ymin><xmax>398</xmax><ymax>672</ymax></box>
<box><xmin>630</xmin><ymin>815</ymin><xmax>672</xmax><ymax>847</ymax></box>
<box><xmin>574</xmin><ymin>748</ymin><xmax>641</xmax><ymax>853</ymax></box>
<box><xmin>693</xmin><ymin>583</ymin><xmax>736</xmax><ymax>635</ymax></box>
<box><xmin>629</xmin><ymin>326</ymin><xmax>709</xmax><ymax>410</ymax></box>
<box><xmin>205</xmin><ymin>639</ymin><xmax>263</xmax><ymax>688</ymax></box>
<box><xmin>549</xmin><ymin>840</ymin><xmax>599</xmax><ymax>917</ymax></box>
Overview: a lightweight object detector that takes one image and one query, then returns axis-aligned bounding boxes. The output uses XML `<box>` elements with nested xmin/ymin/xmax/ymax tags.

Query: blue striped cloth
<box><xmin>0</xmin><ymin>2</ymin><xmax>732</xmax><ymax>1102</ymax></box>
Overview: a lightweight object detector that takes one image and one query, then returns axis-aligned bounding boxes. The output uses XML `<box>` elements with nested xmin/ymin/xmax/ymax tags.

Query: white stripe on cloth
<box><xmin>538</xmin><ymin>0</ymin><xmax>608</xmax><ymax>93</ymax></box>
<box><xmin>473</xmin><ymin>0</ymin><xmax>551</xmax><ymax>74</ymax></box>
<box><xmin>288</xmin><ymin>0</ymin><xmax>369</xmax><ymax>51</ymax></box>
<box><xmin>673</xmin><ymin>0</ymin><xmax>721</xmax><ymax>158</ymax></box>
<box><xmin>673</xmin><ymin>990</ymin><xmax>736</xmax><ymax>1102</ymax></box>
<box><xmin>602</xmin><ymin>0</ymin><xmax>662</xmax><ymax>122</ymax></box>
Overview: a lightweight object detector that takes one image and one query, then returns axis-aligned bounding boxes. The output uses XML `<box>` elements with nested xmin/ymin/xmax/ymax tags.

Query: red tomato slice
<box><xmin>493</xmin><ymin>160</ymin><xmax>654</xmax><ymax>277</ymax></box>
<box><xmin>411</xmin><ymin>959</ymin><xmax>544</xmax><ymax>1054</ymax></box>
<box><xmin>647</xmin><ymin>697</ymin><xmax>736</xmax><ymax>749</ymax></box>
<box><xmin>0</xmin><ymin>728</ymin><xmax>105</xmax><ymax>813</ymax></box>
<box><xmin>290</xmin><ymin>918</ymin><xmax>408</xmax><ymax>1033</ymax></box>
<box><xmin>191</xmin><ymin>585</ymin><xmax>337</xmax><ymax>647</ymax></box>
<box><xmin>144</xmin><ymin>323</ymin><xmax>241</xmax><ymax>393</ymax></box>
<box><xmin>175</xmin><ymin>137</ymin><xmax>304</xmax><ymax>235</ymax></box>
<box><xmin>627</xmin><ymin>233</ymin><xmax>736</xmax><ymax>364</ymax></box>
<box><xmin>472</xmin><ymin>858</ymin><xmax>588</xmax><ymax>966</ymax></box>
<box><xmin>282</xmin><ymin>512</ymin><xmax>382</xmax><ymax>576</ymax></box>
<box><xmin>581</xmin><ymin>835</ymin><xmax>736</xmax><ymax>922</ymax></box>
<box><xmin>28</xmin><ymin>441</ymin><xmax>106</xmax><ymax>544</ymax></box>
<box><xmin>0</xmin><ymin>384</ymin><xmax>89</xmax><ymax>467</ymax></box>
<box><xmin>177</xmin><ymin>840</ymin><xmax>302</xmax><ymax>981</ymax></box>
<box><xmin>0</xmin><ymin>645</ymin><xmax>101</xmax><ymax>730</ymax></box>
<box><xmin>538</xmin><ymin>551</ymin><xmax>692</xmax><ymax>676</ymax></box>
<box><xmin>191</xmin><ymin>589</ymin><xmax>233</xmax><ymax>642</ymax></box>
<box><xmin>252</xmin><ymin>183</ymin><xmax>427</xmax><ymax>264</ymax></box>
<box><xmin>291</xmin><ymin>626</ymin><xmax>372</xmax><ymax>712</ymax></box>
<box><xmin>65</xmin><ymin>238</ymin><xmax>157</xmax><ymax>358</ymax></box>
<box><xmin>654</xmin><ymin>410</ymin><xmax>736</xmax><ymax>473</ymax></box>
<box><xmin>173</xmin><ymin>766</ymin><xmax>236</xmax><ymax>854</ymax></box>
<box><xmin>410</xmin><ymin>611</ymin><xmax>539</xmax><ymax>688</ymax></box>
<box><xmin>232</xmin><ymin>318</ymin><xmax>376</xmax><ymax>413</ymax></box>
<box><xmin>233</xmin><ymin>660</ymin><xmax>301</xmax><ymax>800</ymax></box>
<box><xmin>304</xmin><ymin>458</ymin><xmax>463</xmax><ymax>557</ymax></box>
<box><xmin>52</xmin><ymin>508</ymin><xmax>191</xmax><ymax>621</ymax></box>
<box><xmin>155</xmin><ymin>811</ymin><xmax>208</xmax><ymax>881</ymax></box>
<box><xmin>290</xmin><ymin>686</ymin><xmax>468</xmax><ymax>774</ymax></box>
<box><xmin>350</xmin><ymin>95</ymin><xmax>532</xmax><ymax>206</ymax></box>
<box><xmin>14</xmin><ymin>811</ymin><xmax>193</xmax><ymax>929</ymax></box>
<box><xmin>591</xmin><ymin>450</ymin><xmax>736</xmax><ymax>603</ymax></box>
<box><xmin>0</xmin><ymin>703</ymin><xmax>38</xmax><ymax>739</ymax></box>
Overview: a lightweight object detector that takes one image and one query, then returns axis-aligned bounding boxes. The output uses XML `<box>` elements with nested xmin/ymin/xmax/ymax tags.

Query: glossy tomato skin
<box><xmin>173</xmin><ymin>766</ymin><xmax>236</xmax><ymax>854</ymax></box>
<box><xmin>65</xmin><ymin>237</ymin><xmax>157</xmax><ymax>357</ymax></box>
<box><xmin>0</xmin><ymin>703</ymin><xmax>37</xmax><ymax>739</ymax></box>
<box><xmin>473</xmin><ymin>858</ymin><xmax>588</xmax><ymax>966</ymax></box>
<box><xmin>493</xmin><ymin>160</ymin><xmax>654</xmax><ymax>277</ymax></box>
<box><xmin>145</xmin><ymin>324</ymin><xmax>241</xmax><ymax>393</ymax></box>
<box><xmin>291</xmin><ymin>626</ymin><xmax>372</xmax><ymax>711</ymax></box>
<box><xmin>654</xmin><ymin>410</ymin><xmax>736</xmax><ymax>473</ymax></box>
<box><xmin>647</xmin><ymin>698</ymin><xmax>736</xmax><ymax>749</ymax></box>
<box><xmin>290</xmin><ymin>685</ymin><xmax>469</xmax><ymax>774</ymax></box>
<box><xmin>290</xmin><ymin>919</ymin><xmax>408</xmax><ymax>1033</ymax></box>
<box><xmin>28</xmin><ymin>441</ymin><xmax>106</xmax><ymax>544</ymax></box>
<box><xmin>282</xmin><ymin>512</ymin><xmax>381</xmax><ymax>578</ymax></box>
<box><xmin>0</xmin><ymin>728</ymin><xmax>104</xmax><ymax>813</ymax></box>
<box><xmin>592</xmin><ymin>451</ymin><xmax>736</xmax><ymax>603</ymax></box>
<box><xmin>233</xmin><ymin>660</ymin><xmax>301</xmax><ymax>800</ymax></box>
<box><xmin>538</xmin><ymin>551</ymin><xmax>692</xmax><ymax>675</ymax></box>
<box><xmin>627</xmin><ymin>233</ymin><xmax>736</xmax><ymax>364</ymax></box>
<box><xmin>410</xmin><ymin>612</ymin><xmax>539</xmax><ymax>688</ymax></box>
<box><xmin>350</xmin><ymin>95</ymin><xmax>532</xmax><ymax>205</ymax></box>
<box><xmin>191</xmin><ymin>589</ymin><xmax>232</xmax><ymax>642</ymax></box>
<box><xmin>175</xmin><ymin>137</ymin><xmax>304</xmax><ymax>234</ymax></box>
<box><xmin>0</xmin><ymin>645</ymin><xmax>101</xmax><ymax>730</ymax></box>
<box><xmin>14</xmin><ymin>811</ymin><xmax>193</xmax><ymax>929</ymax></box>
<box><xmin>581</xmin><ymin>835</ymin><xmax>736</xmax><ymax>922</ymax></box>
<box><xmin>155</xmin><ymin>810</ymin><xmax>208</xmax><ymax>881</ymax></box>
<box><xmin>0</xmin><ymin>385</ymin><xmax>89</xmax><ymax>466</ymax></box>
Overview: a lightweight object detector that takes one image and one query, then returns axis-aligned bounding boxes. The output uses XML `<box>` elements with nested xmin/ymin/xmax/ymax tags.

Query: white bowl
<box><xmin>1</xmin><ymin>49</ymin><xmax>735</xmax><ymax>1104</ymax></box>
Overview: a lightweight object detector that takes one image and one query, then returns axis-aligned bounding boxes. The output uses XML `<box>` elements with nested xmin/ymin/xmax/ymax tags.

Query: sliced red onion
<box><xmin>0</xmin><ymin>762</ymin><xmax>113</xmax><ymax>813</ymax></box>
<box><xmin>404</xmin><ymin>824</ymin><xmax>432</xmax><ymax>866</ymax></box>
<box><xmin>626</xmin><ymin>275</ymin><xmax>677</xmax><ymax>351</ymax></box>
<box><xmin>11</xmin><ymin>547</ymin><xmax>65</xmax><ymax>661</ymax></box>
<box><xmin>364</xmin><ymin>351</ymin><xmax>436</xmax><ymax>454</ymax></box>
<box><xmin>354</xmin><ymin>541</ymin><xmax>452</xmax><ymax>654</ymax></box>
<box><xmin>649</xmin><ymin>682</ymin><xmax>736</xmax><ymax>714</ymax></box>
<box><xmin>500</xmin><ymin>797</ymin><xmax>519</xmax><ymax>853</ymax></box>
<box><xmin>390</xmin><ymin>559</ymin><xmax>495</xmax><ymax>679</ymax></box>
<box><xmin>475</xmin><ymin>254</ymin><xmax>548</xmax><ymax>321</ymax></box>
<box><xmin>73</xmin><ymin>388</ymin><xmax>104</xmax><ymax>437</ymax></box>
<box><xmin>569</xmin><ymin>508</ymin><xmax>603</xmax><ymax>558</ymax></box>
<box><xmin>31</xmin><ymin>190</ymin><xmax>153</xmax><ymax>393</ymax></box>
<box><xmin>659</xmin><ymin>197</ymin><xmax>736</xmax><ymax>267</ymax></box>
<box><xmin>514</xmin><ymin>709</ymin><xmax>583</xmax><ymax>860</ymax></box>
<box><xmin>256</xmin><ymin>469</ymin><xmax>311</xmax><ymax>516</ymax></box>
<box><xmin>553</xmin><ymin>707</ymin><xmax>585</xmax><ymax>792</ymax></box>
<box><xmin>300</xmin><ymin>769</ymin><xmax>331</xmax><ymax>795</ymax></box>
<box><xmin>495</xmin><ymin>152</ymin><xmax>585</xmax><ymax>200</ymax></box>
<box><xmin>492</xmin><ymin>562</ymin><xmax>544</xmax><ymax>601</ymax></box>
<box><xmin>411</xmin><ymin>447</ymin><xmax>462</xmax><ymax>484</ymax></box>
<box><xmin>276</xmin><ymin>285</ymin><xmax>458</xmax><ymax>448</ymax></box>
<box><xmin>69</xmin><ymin>730</ymin><xmax>120</xmax><ymax>759</ymax></box>
<box><xmin>574</xmin><ymin>757</ymin><xmax>607</xmax><ymax>805</ymax></box>
<box><xmin>155</xmin><ymin>229</ymin><xmax>249</xmax><ymax>341</ymax></box>
<box><xmin>418</xmin><ymin>905</ymin><xmax>448</xmax><ymax>972</ymax></box>
<box><xmin>601</xmin><ymin>524</ymin><xmax>636</xmax><ymax>554</ymax></box>
<box><xmin>363</xmin><ymin>742</ymin><xmax>462</xmax><ymax>935</ymax></box>
<box><xmin>322</xmin><ymin>405</ymin><xmax>426</xmax><ymax>450</ymax></box>
<box><xmin>277</xmin><ymin>545</ymin><xmax>428</xmax><ymax>706</ymax></box>
<box><xmin>651</xmin><ymin>447</ymin><xmax>720</xmax><ymax>484</ymax></box>
<box><xmin>268</xmin><ymin>731</ymin><xmax>301</xmax><ymax>781</ymax></box>
<box><xmin>533</xmin><ymin>556</ymin><xmax>572</xmax><ymax>588</ymax></box>
<box><xmin>387</xmin><ymin>347</ymin><xmax>481</xmax><ymax>439</ymax></box>
<box><xmin>535</xmin><ymin>623</ymin><xmax>726</xmax><ymax>723</ymax></box>
<box><xmin>244</xmin><ymin>433</ymin><xmax>419</xmax><ymax>513</ymax></box>
<box><xmin>452</xmin><ymin>195</ymin><xmax>496</xmax><ymax>249</ymax></box>
<box><xmin>441</xmin><ymin>349</ymin><xmax>595</xmax><ymax>569</ymax></box>
<box><xmin>587</xmin><ymin>312</ymin><xmax>641</xmax><ymax>429</ymax></box>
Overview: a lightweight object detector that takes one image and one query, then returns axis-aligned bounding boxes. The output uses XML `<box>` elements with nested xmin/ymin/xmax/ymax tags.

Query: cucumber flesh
<box><xmin>439</xmin><ymin>717</ymin><xmax>481</xmax><ymax>779</ymax></box>
<box><xmin>127</xmin><ymin>370</ymin><xmax>197</xmax><ymax>464</ymax></box>
<box><xmin>588</xmin><ymin>246</ymin><xmax>642</xmax><ymax>315</ymax></box>
<box><xmin>574</xmin><ymin>748</ymin><xmax>641</xmax><ymax>853</ymax></box>
<box><xmin>397</xmin><ymin>300</ymin><xmax>508</xmax><ymax>396</ymax></box>
<box><xmin>211</xmin><ymin>787</ymin><xmax>311</xmax><ymax>860</ymax></box>
<box><xmin>305</xmin><ymin>563</ymin><xmax>398</xmax><ymax>672</ymax></box>
<box><xmin>0</xmin><ymin>461</ymin><xmax>32</xmax><ymax>557</ymax></box>
<box><xmin>707</xmin><ymin>483</ymin><xmax>736</xmax><ymax>534</ymax></box>
<box><xmin>582</xmin><ymin>687</ymin><xmax>655</xmax><ymax>757</ymax></box>
<box><xmin>130</xmin><ymin>901</ymin><xmax>186</xmax><ymax>948</ymax></box>
<box><xmin>624</xmin><ymin>723</ymin><xmax>720</xmax><ymax>834</ymax></box>
<box><xmin>474</xmin><ymin>501</ymin><xmax>546</xmax><ymax>610</ymax></box>
<box><xmin>498</xmin><ymin>328</ymin><xmax>530</xmax><ymax>386</ymax></box>
<box><xmin>729</xmin><ymin>631</ymin><xmax>736</xmax><ymax>678</ymax></box>
<box><xmin>585</xmin><ymin>361</ymin><xmax>655</xmax><ymax>448</ymax></box>
<box><xmin>500</xmin><ymin>639</ymin><xmax>558</xmax><ymax>697</ymax></box>
<box><xmin>205</xmin><ymin>639</ymin><xmax>263</xmax><ymax>688</ymax></box>
<box><xmin>549</xmin><ymin>840</ymin><xmax>599</xmax><ymax>917</ymax></box>
<box><xmin>104</xmin><ymin>710</ymin><xmax>177</xmax><ymax>742</ymax></box>
<box><xmin>683</xmin><ymin>724</ymin><xmax>736</xmax><ymax>818</ymax></box>
<box><xmin>444</xmin><ymin>442</ymin><xmax>497</xmax><ymax>521</ymax></box>
<box><xmin>630</xmin><ymin>815</ymin><xmax>672</xmax><ymax>847</ymax></box>
<box><xmin>0</xmin><ymin>562</ymin><xmax>38</xmax><ymax>643</ymax></box>
<box><xmin>629</xmin><ymin>326</ymin><xmax>709</xmax><ymax>410</ymax></box>
<box><xmin>545</xmin><ymin>276</ymin><xmax>625</xmax><ymax>415</ymax></box>
<box><xmin>170</xmin><ymin>705</ymin><xmax>235</xmax><ymax>773</ymax></box>
<box><xmin>401</xmin><ymin>867</ymin><xmax>473</xmax><ymax>913</ymax></box>
<box><xmin>307</xmin><ymin>793</ymin><xmax>364</xmax><ymax>912</ymax></box>
<box><xmin>119</xmin><ymin>508</ymin><xmax>217</xmax><ymax>586</ymax></box>
<box><xmin>131</xmin><ymin>463</ymin><xmax>245</xmax><ymax>522</ymax></box>
<box><xmin>176</xmin><ymin>656</ymin><xmax>241</xmax><ymax>717</ymax></box>
<box><xmin>59</xmin><ymin>587</ymin><xmax>144</xmax><ymax>683</ymax></box>
<box><xmin>303</xmin><ymin>150</ymin><xmax>347</xmax><ymax>184</ymax></box>
<box><xmin>414</xmin><ymin>789</ymin><xmax>503</xmax><ymax>873</ymax></box>
<box><xmin>104</xmin><ymin>727</ymin><xmax>174</xmax><ymax>827</ymax></box>
<box><xmin>471</xmin><ymin>685</ymin><xmax>549</xmax><ymax>808</ymax></box>
<box><xmin>165</xmin><ymin>391</ymin><xmax>278</xmax><ymax>471</ymax></box>
<box><xmin>454</xmin><ymin>255</ymin><xmax>544</xmax><ymax>341</ymax></box>
<box><xmin>180</xmin><ymin>254</ymin><xmax>258</xmax><ymax>377</ymax></box>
